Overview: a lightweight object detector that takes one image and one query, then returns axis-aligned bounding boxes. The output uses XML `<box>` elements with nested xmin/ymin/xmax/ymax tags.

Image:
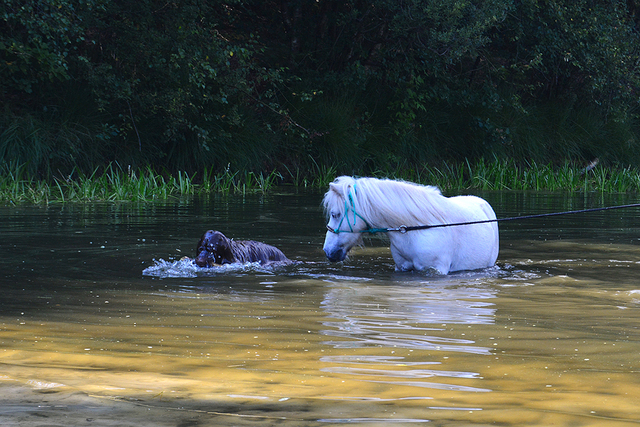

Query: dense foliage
<box><xmin>2</xmin><ymin>0</ymin><xmax>640</xmax><ymax>180</ymax></box>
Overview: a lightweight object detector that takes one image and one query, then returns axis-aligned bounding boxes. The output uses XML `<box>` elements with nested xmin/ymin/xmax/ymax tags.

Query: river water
<box><xmin>1</xmin><ymin>189</ymin><xmax>639</xmax><ymax>426</ymax></box>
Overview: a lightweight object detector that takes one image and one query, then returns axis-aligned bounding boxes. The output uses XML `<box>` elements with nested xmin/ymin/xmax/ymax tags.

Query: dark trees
<box><xmin>1</xmin><ymin>0</ymin><xmax>639</xmax><ymax>177</ymax></box>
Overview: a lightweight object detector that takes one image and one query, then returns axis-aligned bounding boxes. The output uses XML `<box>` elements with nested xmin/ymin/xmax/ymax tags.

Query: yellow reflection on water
<box><xmin>1</xmin><ymin>248</ymin><xmax>640</xmax><ymax>426</ymax></box>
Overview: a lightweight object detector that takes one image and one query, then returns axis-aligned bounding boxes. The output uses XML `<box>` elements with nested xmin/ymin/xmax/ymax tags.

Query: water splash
<box><xmin>142</xmin><ymin>258</ymin><xmax>268</xmax><ymax>278</ymax></box>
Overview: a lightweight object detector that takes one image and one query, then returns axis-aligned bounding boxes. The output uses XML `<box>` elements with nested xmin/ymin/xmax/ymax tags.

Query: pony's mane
<box><xmin>323</xmin><ymin>176</ymin><xmax>450</xmax><ymax>228</ymax></box>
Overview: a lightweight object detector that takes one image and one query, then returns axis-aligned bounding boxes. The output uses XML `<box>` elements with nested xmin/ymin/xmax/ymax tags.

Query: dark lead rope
<box><xmin>366</xmin><ymin>203</ymin><xmax>640</xmax><ymax>234</ymax></box>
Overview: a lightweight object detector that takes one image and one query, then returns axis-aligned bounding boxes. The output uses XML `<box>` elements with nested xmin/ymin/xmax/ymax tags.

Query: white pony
<box><xmin>322</xmin><ymin>176</ymin><xmax>499</xmax><ymax>274</ymax></box>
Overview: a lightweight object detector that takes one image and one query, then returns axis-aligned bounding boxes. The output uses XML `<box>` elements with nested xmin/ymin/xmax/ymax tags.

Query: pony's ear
<box><xmin>329</xmin><ymin>182</ymin><xmax>341</xmax><ymax>195</ymax></box>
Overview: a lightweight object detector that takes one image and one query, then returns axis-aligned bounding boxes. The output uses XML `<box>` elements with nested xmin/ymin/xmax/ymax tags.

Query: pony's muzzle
<box><xmin>324</xmin><ymin>247</ymin><xmax>346</xmax><ymax>262</ymax></box>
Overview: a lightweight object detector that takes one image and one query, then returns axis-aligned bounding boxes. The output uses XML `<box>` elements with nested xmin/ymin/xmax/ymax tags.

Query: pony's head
<box><xmin>322</xmin><ymin>176</ymin><xmax>368</xmax><ymax>262</ymax></box>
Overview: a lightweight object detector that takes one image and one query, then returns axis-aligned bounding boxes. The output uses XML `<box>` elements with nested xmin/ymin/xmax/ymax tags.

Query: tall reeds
<box><xmin>2</xmin><ymin>160</ymin><xmax>640</xmax><ymax>204</ymax></box>
<box><xmin>0</xmin><ymin>164</ymin><xmax>283</xmax><ymax>204</ymax></box>
<box><xmin>404</xmin><ymin>159</ymin><xmax>640</xmax><ymax>193</ymax></box>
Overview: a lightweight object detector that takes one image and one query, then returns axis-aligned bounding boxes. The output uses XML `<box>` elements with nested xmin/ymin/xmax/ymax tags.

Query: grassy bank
<box><xmin>1</xmin><ymin>160</ymin><xmax>639</xmax><ymax>204</ymax></box>
<box><xmin>0</xmin><ymin>164</ymin><xmax>283</xmax><ymax>204</ymax></box>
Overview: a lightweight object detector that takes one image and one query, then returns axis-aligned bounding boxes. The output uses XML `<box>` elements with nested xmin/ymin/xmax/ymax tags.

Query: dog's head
<box><xmin>194</xmin><ymin>230</ymin><xmax>234</xmax><ymax>267</ymax></box>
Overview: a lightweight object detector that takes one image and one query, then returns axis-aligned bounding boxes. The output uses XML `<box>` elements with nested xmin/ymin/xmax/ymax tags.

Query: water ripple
<box><xmin>322</xmin><ymin>366</ymin><xmax>482</xmax><ymax>380</ymax></box>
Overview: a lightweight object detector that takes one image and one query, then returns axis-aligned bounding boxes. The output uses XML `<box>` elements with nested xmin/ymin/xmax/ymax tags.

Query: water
<box><xmin>1</xmin><ymin>190</ymin><xmax>640</xmax><ymax>426</ymax></box>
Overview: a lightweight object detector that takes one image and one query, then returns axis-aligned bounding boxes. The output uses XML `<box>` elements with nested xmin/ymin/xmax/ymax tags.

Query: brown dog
<box><xmin>194</xmin><ymin>230</ymin><xmax>289</xmax><ymax>267</ymax></box>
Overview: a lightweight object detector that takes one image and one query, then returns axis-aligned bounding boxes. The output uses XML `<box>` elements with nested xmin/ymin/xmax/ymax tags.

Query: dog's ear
<box><xmin>221</xmin><ymin>239</ymin><xmax>233</xmax><ymax>256</ymax></box>
<box><xmin>220</xmin><ymin>238</ymin><xmax>236</xmax><ymax>262</ymax></box>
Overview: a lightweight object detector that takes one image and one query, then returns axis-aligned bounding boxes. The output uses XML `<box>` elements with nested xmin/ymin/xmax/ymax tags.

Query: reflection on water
<box><xmin>320</xmin><ymin>283</ymin><xmax>496</xmax><ymax>399</ymax></box>
<box><xmin>321</xmin><ymin>284</ymin><xmax>495</xmax><ymax>351</ymax></box>
<box><xmin>1</xmin><ymin>191</ymin><xmax>640</xmax><ymax>426</ymax></box>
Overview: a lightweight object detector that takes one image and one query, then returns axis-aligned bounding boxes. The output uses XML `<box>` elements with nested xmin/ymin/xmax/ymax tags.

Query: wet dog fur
<box><xmin>194</xmin><ymin>230</ymin><xmax>289</xmax><ymax>267</ymax></box>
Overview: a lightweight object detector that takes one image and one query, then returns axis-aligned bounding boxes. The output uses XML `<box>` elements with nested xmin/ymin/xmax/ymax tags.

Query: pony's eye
<box><xmin>331</xmin><ymin>212</ymin><xmax>341</xmax><ymax>220</ymax></box>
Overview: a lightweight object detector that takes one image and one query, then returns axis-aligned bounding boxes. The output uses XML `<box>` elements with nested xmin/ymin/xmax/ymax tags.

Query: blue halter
<box><xmin>326</xmin><ymin>184</ymin><xmax>387</xmax><ymax>234</ymax></box>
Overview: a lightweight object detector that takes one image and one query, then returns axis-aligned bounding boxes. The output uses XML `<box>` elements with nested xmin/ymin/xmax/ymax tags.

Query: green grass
<box><xmin>0</xmin><ymin>163</ymin><xmax>284</xmax><ymax>204</ymax></box>
<box><xmin>2</xmin><ymin>160</ymin><xmax>640</xmax><ymax>204</ymax></box>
